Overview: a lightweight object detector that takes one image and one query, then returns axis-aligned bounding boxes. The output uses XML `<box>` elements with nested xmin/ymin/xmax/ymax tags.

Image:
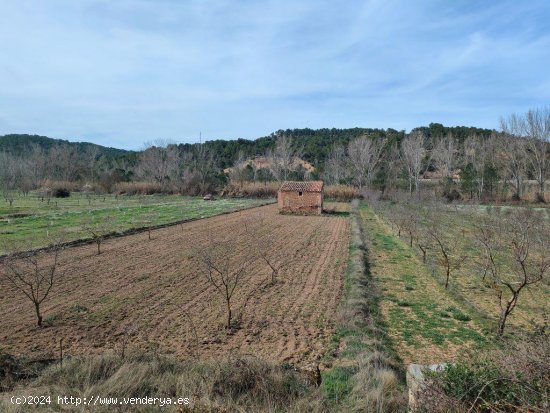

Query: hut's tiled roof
<box><xmin>279</xmin><ymin>181</ymin><xmax>324</xmax><ymax>193</ymax></box>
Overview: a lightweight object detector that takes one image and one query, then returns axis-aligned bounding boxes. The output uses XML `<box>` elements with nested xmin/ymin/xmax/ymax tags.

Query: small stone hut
<box><xmin>278</xmin><ymin>181</ymin><xmax>324</xmax><ymax>215</ymax></box>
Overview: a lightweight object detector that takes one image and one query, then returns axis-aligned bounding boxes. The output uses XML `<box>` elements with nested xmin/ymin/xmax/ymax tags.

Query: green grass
<box><xmin>0</xmin><ymin>193</ymin><xmax>271</xmax><ymax>253</ymax></box>
<box><xmin>361</xmin><ymin>203</ymin><xmax>486</xmax><ymax>363</ymax></box>
<box><xmin>375</xmin><ymin>200</ymin><xmax>550</xmax><ymax>334</ymax></box>
<box><xmin>321</xmin><ymin>366</ymin><xmax>357</xmax><ymax>403</ymax></box>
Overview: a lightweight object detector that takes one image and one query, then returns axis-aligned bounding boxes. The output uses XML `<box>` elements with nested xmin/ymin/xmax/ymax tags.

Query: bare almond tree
<box><xmin>416</xmin><ymin>226</ymin><xmax>432</xmax><ymax>264</ymax></box>
<box><xmin>1</xmin><ymin>242</ymin><xmax>64</xmax><ymax>327</ymax></box>
<box><xmin>133</xmin><ymin>212</ymin><xmax>160</xmax><ymax>241</ymax></box>
<box><xmin>428</xmin><ymin>218</ymin><xmax>467</xmax><ymax>289</ymax></box>
<box><xmin>402</xmin><ymin>131</ymin><xmax>426</xmax><ymax>193</ymax></box>
<box><xmin>476</xmin><ymin>209</ymin><xmax>550</xmax><ymax>335</ymax></box>
<box><xmin>82</xmin><ymin>215</ymin><xmax>116</xmax><ymax>255</ymax></box>
<box><xmin>198</xmin><ymin>236</ymin><xmax>255</xmax><ymax>329</ymax></box>
<box><xmin>403</xmin><ymin>210</ymin><xmax>419</xmax><ymax>248</ymax></box>
<box><xmin>347</xmin><ymin>135</ymin><xmax>384</xmax><ymax>189</ymax></box>
<box><xmin>243</xmin><ymin>213</ymin><xmax>289</xmax><ymax>285</ymax></box>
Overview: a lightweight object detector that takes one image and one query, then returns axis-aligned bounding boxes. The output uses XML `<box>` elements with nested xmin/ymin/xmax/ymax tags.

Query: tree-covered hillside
<box><xmin>0</xmin><ymin>134</ymin><xmax>130</xmax><ymax>158</ymax></box>
<box><xmin>190</xmin><ymin>124</ymin><xmax>494</xmax><ymax>169</ymax></box>
<box><xmin>0</xmin><ymin>125</ymin><xmax>494</xmax><ymax>170</ymax></box>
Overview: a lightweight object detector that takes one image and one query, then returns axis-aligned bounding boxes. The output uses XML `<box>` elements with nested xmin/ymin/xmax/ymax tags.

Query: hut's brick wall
<box><xmin>278</xmin><ymin>191</ymin><xmax>323</xmax><ymax>215</ymax></box>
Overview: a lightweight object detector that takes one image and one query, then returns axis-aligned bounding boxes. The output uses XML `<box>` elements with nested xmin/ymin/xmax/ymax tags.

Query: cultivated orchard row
<box><xmin>0</xmin><ymin>204</ymin><xmax>350</xmax><ymax>369</ymax></box>
<box><xmin>367</xmin><ymin>194</ymin><xmax>550</xmax><ymax>337</ymax></box>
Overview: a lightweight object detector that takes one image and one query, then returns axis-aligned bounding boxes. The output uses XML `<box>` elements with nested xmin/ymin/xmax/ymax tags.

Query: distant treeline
<box><xmin>0</xmin><ymin>111</ymin><xmax>548</xmax><ymax>201</ymax></box>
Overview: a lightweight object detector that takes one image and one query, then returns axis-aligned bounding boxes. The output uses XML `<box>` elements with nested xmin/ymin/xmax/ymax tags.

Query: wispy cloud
<box><xmin>0</xmin><ymin>0</ymin><xmax>549</xmax><ymax>148</ymax></box>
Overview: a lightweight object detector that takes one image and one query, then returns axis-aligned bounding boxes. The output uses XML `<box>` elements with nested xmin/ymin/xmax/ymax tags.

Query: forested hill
<box><xmin>0</xmin><ymin>123</ymin><xmax>495</xmax><ymax>168</ymax></box>
<box><xmin>0</xmin><ymin>134</ymin><xmax>131</xmax><ymax>158</ymax></box>
<box><xmin>182</xmin><ymin>123</ymin><xmax>495</xmax><ymax>168</ymax></box>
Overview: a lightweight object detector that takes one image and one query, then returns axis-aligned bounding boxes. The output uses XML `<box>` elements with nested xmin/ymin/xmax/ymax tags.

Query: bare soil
<box><xmin>0</xmin><ymin>204</ymin><xmax>350</xmax><ymax>369</ymax></box>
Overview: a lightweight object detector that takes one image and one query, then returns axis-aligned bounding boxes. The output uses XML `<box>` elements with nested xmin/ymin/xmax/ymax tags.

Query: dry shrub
<box><xmin>2</xmin><ymin>353</ymin><xmax>326</xmax><ymax>413</ymax></box>
<box><xmin>349</xmin><ymin>352</ymin><xmax>403</xmax><ymax>412</ymax></box>
<box><xmin>223</xmin><ymin>181</ymin><xmax>279</xmax><ymax>198</ymax></box>
<box><xmin>113</xmin><ymin>181</ymin><xmax>163</xmax><ymax>195</ymax></box>
<box><xmin>223</xmin><ymin>182</ymin><xmax>360</xmax><ymax>200</ymax></box>
<box><xmin>324</xmin><ymin>185</ymin><xmax>360</xmax><ymax>201</ymax></box>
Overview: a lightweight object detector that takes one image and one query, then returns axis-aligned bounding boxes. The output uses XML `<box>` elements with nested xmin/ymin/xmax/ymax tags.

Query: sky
<box><xmin>0</xmin><ymin>0</ymin><xmax>549</xmax><ymax>149</ymax></box>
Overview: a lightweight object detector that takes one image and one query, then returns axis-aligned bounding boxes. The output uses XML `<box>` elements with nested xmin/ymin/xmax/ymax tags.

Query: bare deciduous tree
<box><xmin>82</xmin><ymin>215</ymin><xmax>116</xmax><ymax>255</ymax></box>
<box><xmin>1</xmin><ymin>242</ymin><xmax>64</xmax><ymax>327</ymax></box>
<box><xmin>243</xmin><ymin>213</ymin><xmax>289</xmax><ymax>285</ymax></box>
<box><xmin>428</xmin><ymin>219</ymin><xmax>467</xmax><ymax>289</ymax></box>
<box><xmin>476</xmin><ymin>209</ymin><xmax>550</xmax><ymax>336</ymax></box>
<box><xmin>463</xmin><ymin>133</ymin><xmax>491</xmax><ymax>198</ymax></box>
<box><xmin>432</xmin><ymin>133</ymin><xmax>456</xmax><ymax>181</ymax></box>
<box><xmin>402</xmin><ymin>131</ymin><xmax>426</xmax><ymax>193</ymax></box>
<box><xmin>524</xmin><ymin>106</ymin><xmax>550</xmax><ymax>202</ymax></box>
<box><xmin>0</xmin><ymin>152</ymin><xmax>21</xmax><ymax>207</ymax></box>
<box><xmin>325</xmin><ymin>144</ymin><xmax>348</xmax><ymax>185</ymax></box>
<box><xmin>49</xmin><ymin>143</ymin><xmax>79</xmax><ymax>182</ymax></box>
<box><xmin>347</xmin><ymin>135</ymin><xmax>384</xmax><ymax>189</ymax></box>
<box><xmin>266</xmin><ymin>134</ymin><xmax>299</xmax><ymax>182</ymax></box>
<box><xmin>133</xmin><ymin>212</ymin><xmax>160</xmax><ymax>241</ymax></box>
<box><xmin>137</xmin><ymin>140</ymin><xmax>173</xmax><ymax>186</ymax></box>
<box><xmin>198</xmin><ymin>236</ymin><xmax>255</xmax><ymax>329</ymax></box>
<box><xmin>500</xmin><ymin>115</ymin><xmax>529</xmax><ymax>200</ymax></box>
<box><xmin>416</xmin><ymin>227</ymin><xmax>432</xmax><ymax>264</ymax></box>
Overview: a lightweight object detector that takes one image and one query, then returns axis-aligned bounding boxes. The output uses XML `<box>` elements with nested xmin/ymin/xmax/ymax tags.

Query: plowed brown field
<box><xmin>0</xmin><ymin>204</ymin><xmax>350</xmax><ymax>368</ymax></box>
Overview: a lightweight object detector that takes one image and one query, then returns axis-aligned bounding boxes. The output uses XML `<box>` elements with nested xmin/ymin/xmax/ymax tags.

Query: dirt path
<box><xmin>0</xmin><ymin>204</ymin><xmax>350</xmax><ymax>368</ymax></box>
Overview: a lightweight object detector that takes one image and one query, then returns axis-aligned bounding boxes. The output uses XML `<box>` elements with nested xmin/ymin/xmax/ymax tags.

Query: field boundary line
<box><xmin>321</xmin><ymin>199</ymin><xmax>406</xmax><ymax>411</ymax></box>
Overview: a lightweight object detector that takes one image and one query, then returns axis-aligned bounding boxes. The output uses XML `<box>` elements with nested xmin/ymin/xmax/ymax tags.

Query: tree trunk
<box><xmin>497</xmin><ymin>308</ymin><xmax>509</xmax><ymax>336</ymax></box>
<box><xmin>35</xmin><ymin>302</ymin><xmax>43</xmax><ymax>328</ymax></box>
<box><xmin>419</xmin><ymin>246</ymin><xmax>427</xmax><ymax>263</ymax></box>
<box><xmin>498</xmin><ymin>291</ymin><xmax>519</xmax><ymax>336</ymax></box>
<box><xmin>226</xmin><ymin>300</ymin><xmax>232</xmax><ymax>329</ymax></box>
<box><xmin>537</xmin><ymin>179</ymin><xmax>546</xmax><ymax>202</ymax></box>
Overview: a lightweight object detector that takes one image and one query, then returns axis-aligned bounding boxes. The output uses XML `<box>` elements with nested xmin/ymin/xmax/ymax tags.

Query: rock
<box><xmin>300</xmin><ymin>364</ymin><xmax>322</xmax><ymax>386</ymax></box>
<box><xmin>407</xmin><ymin>363</ymin><xmax>447</xmax><ymax>411</ymax></box>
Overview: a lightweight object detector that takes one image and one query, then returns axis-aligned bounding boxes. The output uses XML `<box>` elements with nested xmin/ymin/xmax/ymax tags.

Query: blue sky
<box><xmin>1</xmin><ymin>0</ymin><xmax>549</xmax><ymax>149</ymax></box>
